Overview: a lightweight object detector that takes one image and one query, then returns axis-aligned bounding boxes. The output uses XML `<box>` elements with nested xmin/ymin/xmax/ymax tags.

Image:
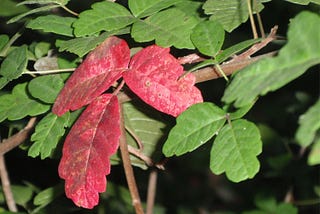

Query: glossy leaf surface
<box><xmin>58</xmin><ymin>94</ymin><xmax>120</xmax><ymax>209</ymax></box>
<box><xmin>52</xmin><ymin>36</ymin><xmax>130</xmax><ymax>116</ymax></box>
<box><xmin>124</xmin><ymin>45</ymin><xmax>203</xmax><ymax>117</ymax></box>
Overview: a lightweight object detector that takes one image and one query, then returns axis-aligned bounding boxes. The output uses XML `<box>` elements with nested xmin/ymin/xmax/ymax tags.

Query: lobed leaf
<box><xmin>210</xmin><ymin>119</ymin><xmax>262</xmax><ymax>182</ymax></box>
<box><xmin>222</xmin><ymin>11</ymin><xmax>320</xmax><ymax>107</ymax></box>
<box><xmin>131</xmin><ymin>8</ymin><xmax>199</xmax><ymax>49</ymax></box>
<box><xmin>52</xmin><ymin>36</ymin><xmax>130</xmax><ymax>116</ymax></box>
<box><xmin>128</xmin><ymin>0</ymin><xmax>182</xmax><ymax>18</ymax></box>
<box><xmin>28</xmin><ymin>112</ymin><xmax>69</xmax><ymax>159</ymax></box>
<box><xmin>58</xmin><ymin>94</ymin><xmax>121</xmax><ymax>209</ymax></box>
<box><xmin>0</xmin><ymin>83</ymin><xmax>50</xmax><ymax>122</ymax></box>
<box><xmin>73</xmin><ymin>1</ymin><xmax>135</xmax><ymax>37</ymax></box>
<box><xmin>191</xmin><ymin>20</ymin><xmax>225</xmax><ymax>57</ymax></box>
<box><xmin>163</xmin><ymin>102</ymin><xmax>226</xmax><ymax>157</ymax></box>
<box><xmin>28</xmin><ymin>74</ymin><xmax>64</xmax><ymax>104</ymax></box>
<box><xmin>124</xmin><ymin>45</ymin><xmax>203</xmax><ymax>117</ymax></box>
<box><xmin>295</xmin><ymin>100</ymin><xmax>320</xmax><ymax>147</ymax></box>
<box><xmin>26</xmin><ymin>15</ymin><xmax>76</xmax><ymax>37</ymax></box>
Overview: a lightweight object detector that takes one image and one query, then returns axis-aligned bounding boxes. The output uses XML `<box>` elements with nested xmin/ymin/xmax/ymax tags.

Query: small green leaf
<box><xmin>0</xmin><ymin>83</ymin><xmax>50</xmax><ymax>122</ymax></box>
<box><xmin>28</xmin><ymin>112</ymin><xmax>69</xmax><ymax>159</ymax></box>
<box><xmin>308</xmin><ymin>137</ymin><xmax>320</xmax><ymax>165</ymax></box>
<box><xmin>131</xmin><ymin>8</ymin><xmax>199</xmax><ymax>49</ymax></box>
<box><xmin>11</xmin><ymin>185</ymin><xmax>34</xmax><ymax>206</ymax></box>
<box><xmin>128</xmin><ymin>0</ymin><xmax>182</xmax><ymax>18</ymax></box>
<box><xmin>27</xmin><ymin>15</ymin><xmax>76</xmax><ymax>37</ymax></box>
<box><xmin>295</xmin><ymin>100</ymin><xmax>320</xmax><ymax>147</ymax></box>
<box><xmin>222</xmin><ymin>11</ymin><xmax>320</xmax><ymax>107</ymax></box>
<box><xmin>73</xmin><ymin>1</ymin><xmax>135</xmax><ymax>37</ymax></box>
<box><xmin>28</xmin><ymin>74</ymin><xmax>64</xmax><ymax>104</ymax></box>
<box><xmin>191</xmin><ymin>20</ymin><xmax>225</xmax><ymax>57</ymax></box>
<box><xmin>34</xmin><ymin>42</ymin><xmax>51</xmax><ymax>58</ymax></box>
<box><xmin>0</xmin><ymin>0</ymin><xmax>29</xmax><ymax>17</ymax></box>
<box><xmin>0</xmin><ymin>35</ymin><xmax>9</xmax><ymax>52</ymax></box>
<box><xmin>33</xmin><ymin>184</ymin><xmax>64</xmax><ymax>206</ymax></box>
<box><xmin>210</xmin><ymin>119</ymin><xmax>262</xmax><ymax>182</ymax></box>
<box><xmin>163</xmin><ymin>102</ymin><xmax>226</xmax><ymax>157</ymax></box>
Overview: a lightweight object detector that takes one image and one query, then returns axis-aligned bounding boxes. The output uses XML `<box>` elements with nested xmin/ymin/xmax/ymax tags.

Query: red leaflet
<box><xmin>123</xmin><ymin>45</ymin><xmax>203</xmax><ymax>117</ymax></box>
<box><xmin>58</xmin><ymin>94</ymin><xmax>120</xmax><ymax>209</ymax></box>
<box><xmin>52</xmin><ymin>36</ymin><xmax>130</xmax><ymax>116</ymax></box>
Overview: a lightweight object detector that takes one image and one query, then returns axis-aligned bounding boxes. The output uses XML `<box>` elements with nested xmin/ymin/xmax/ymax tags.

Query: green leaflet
<box><xmin>0</xmin><ymin>83</ymin><xmax>50</xmax><ymax>122</ymax></box>
<box><xmin>191</xmin><ymin>20</ymin><xmax>225</xmax><ymax>57</ymax></box>
<box><xmin>0</xmin><ymin>185</ymin><xmax>34</xmax><ymax>207</ymax></box>
<box><xmin>27</xmin><ymin>15</ymin><xmax>76</xmax><ymax>37</ymax></box>
<box><xmin>111</xmin><ymin>101</ymin><xmax>168</xmax><ymax>169</ymax></box>
<box><xmin>163</xmin><ymin>102</ymin><xmax>226</xmax><ymax>157</ymax></box>
<box><xmin>0</xmin><ymin>35</ymin><xmax>9</xmax><ymax>52</ymax></box>
<box><xmin>0</xmin><ymin>0</ymin><xmax>28</xmax><ymax>17</ymax></box>
<box><xmin>295</xmin><ymin>100</ymin><xmax>320</xmax><ymax>147</ymax></box>
<box><xmin>128</xmin><ymin>0</ymin><xmax>182</xmax><ymax>18</ymax></box>
<box><xmin>285</xmin><ymin>0</ymin><xmax>320</xmax><ymax>4</ymax></box>
<box><xmin>222</xmin><ymin>11</ymin><xmax>320</xmax><ymax>107</ymax></box>
<box><xmin>131</xmin><ymin>8</ymin><xmax>199</xmax><ymax>49</ymax></box>
<box><xmin>203</xmin><ymin>0</ymin><xmax>267</xmax><ymax>32</ymax></box>
<box><xmin>28</xmin><ymin>74</ymin><xmax>64</xmax><ymax>104</ymax></box>
<box><xmin>33</xmin><ymin>184</ymin><xmax>64</xmax><ymax>211</ymax></box>
<box><xmin>28</xmin><ymin>112</ymin><xmax>69</xmax><ymax>159</ymax></box>
<box><xmin>308</xmin><ymin>137</ymin><xmax>320</xmax><ymax>166</ymax></box>
<box><xmin>210</xmin><ymin>119</ymin><xmax>262</xmax><ymax>182</ymax></box>
<box><xmin>73</xmin><ymin>1</ymin><xmax>136</xmax><ymax>37</ymax></box>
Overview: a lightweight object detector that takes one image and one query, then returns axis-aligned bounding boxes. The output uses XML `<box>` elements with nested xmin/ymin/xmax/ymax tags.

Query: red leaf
<box><xmin>123</xmin><ymin>45</ymin><xmax>203</xmax><ymax>117</ymax></box>
<box><xmin>52</xmin><ymin>36</ymin><xmax>130</xmax><ymax>116</ymax></box>
<box><xmin>58</xmin><ymin>94</ymin><xmax>120</xmax><ymax>209</ymax></box>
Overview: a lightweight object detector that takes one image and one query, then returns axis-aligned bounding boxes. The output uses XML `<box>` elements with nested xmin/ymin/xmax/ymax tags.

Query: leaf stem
<box><xmin>119</xmin><ymin>106</ymin><xmax>144</xmax><ymax>214</ymax></box>
<box><xmin>247</xmin><ymin>0</ymin><xmax>258</xmax><ymax>39</ymax></box>
<box><xmin>60</xmin><ymin>5</ymin><xmax>79</xmax><ymax>16</ymax></box>
<box><xmin>24</xmin><ymin>68</ymin><xmax>75</xmax><ymax>75</ymax></box>
<box><xmin>146</xmin><ymin>170</ymin><xmax>158</xmax><ymax>214</ymax></box>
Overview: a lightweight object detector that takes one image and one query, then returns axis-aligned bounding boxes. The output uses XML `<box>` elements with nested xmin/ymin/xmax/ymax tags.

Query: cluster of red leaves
<box><xmin>52</xmin><ymin>36</ymin><xmax>203</xmax><ymax>208</ymax></box>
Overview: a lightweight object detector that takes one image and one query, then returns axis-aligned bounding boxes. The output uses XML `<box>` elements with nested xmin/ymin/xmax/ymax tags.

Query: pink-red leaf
<box><xmin>52</xmin><ymin>36</ymin><xmax>130</xmax><ymax>116</ymax></box>
<box><xmin>58</xmin><ymin>94</ymin><xmax>120</xmax><ymax>209</ymax></box>
<box><xmin>123</xmin><ymin>45</ymin><xmax>203</xmax><ymax>117</ymax></box>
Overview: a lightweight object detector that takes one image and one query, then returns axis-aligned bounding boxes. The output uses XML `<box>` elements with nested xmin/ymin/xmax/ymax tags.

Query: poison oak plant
<box><xmin>0</xmin><ymin>0</ymin><xmax>319</xmax><ymax>213</ymax></box>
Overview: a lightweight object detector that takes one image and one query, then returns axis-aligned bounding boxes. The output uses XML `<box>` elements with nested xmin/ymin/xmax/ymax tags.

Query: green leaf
<box><xmin>11</xmin><ymin>185</ymin><xmax>34</xmax><ymax>206</ymax></box>
<box><xmin>191</xmin><ymin>20</ymin><xmax>225</xmax><ymax>57</ymax></box>
<box><xmin>0</xmin><ymin>83</ymin><xmax>50</xmax><ymax>122</ymax></box>
<box><xmin>0</xmin><ymin>35</ymin><xmax>9</xmax><ymax>51</ymax></box>
<box><xmin>295</xmin><ymin>100</ymin><xmax>320</xmax><ymax>147</ymax></box>
<box><xmin>111</xmin><ymin>101</ymin><xmax>168</xmax><ymax>169</ymax></box>
<box><xmin>0</xmin><ymin>0</ymin><xmax>29</xmax><ymax>17</ymax></box>
<box><xmin>26</xmin><ymin>15</ymin><xmax>76</xmax><ymax>37</ymax></box>
<box><xmin>7</xmin><ymin>4</ymin><xmax>60</xmax><ymax>24</ymax></box>
<box><xmin>0</xmin><ymin>45</ymin><xmax>28</xmax><ymax>86</ymax></box>
<box><xmin>174</xmin><ymin>0</ymin><xmax>204</xmax><ymax>21</ymax></box>
<box><xmin>28</xmin><ymin>112</ymin><xmax>69</xmax><ymax>159</ymax></box>
<box><xmin>34</xmin><ymin>42</ymin><xmax>51</xmax><ymax>59</ymax></box>
<box><xmin>128</xmin><ymin>0</ymin><xmax>182</xmax><ymax>18</ymax></box>
<box><xmin>285</xmin><ymin>0</ymin><xmax>320</xmax><ymax>5</ymax></box>
<box><xmin>210</xmin><ymin>119</ymin><xmax>262</xmax><ymax>182</ymax></box>
<box><xmin>33</xmin><ymin>184</ymin><xmax>64</xmax><ymax>207</ymax></box>
<box><xmin>131</xmin><ymin>8</ymin><xmax>199</xmax><ymax>49</ymax></box>
<box><xmin>222</xmin><ymin>11</ymin><xmax>320</xmax><ymax>107</ymax></box>
<box><xmin>203</xmin><ymin>0</ymin><xmax>266</xmax><ymax>32</ymax></box>
<box><xmin>163</xmin><ymin>102</ymin><xmax>226</xmax><ymax>157</ymax></box>
<box><xmin>308</xmin><ymin>137</ymin><xmax>320</xmax><ymax>165</ymax></box>
<box><xmin>28</xmin><ymin>74</ymin><xmax>64</xmax><ymax>104</ymax></box>
<box><xmin>227</xmin><ymin>102</ymin><xmax>255</xmax><ymax>120</ymax></box>
<box><xmin>18</xmin><ymin>0</ymin><xmax>69</xmax><ymax>5</ymax></box>
<box><xmin>73</xmin><ymin>1</ymin><xmax>135</xmax><ymax>37</ymax></box>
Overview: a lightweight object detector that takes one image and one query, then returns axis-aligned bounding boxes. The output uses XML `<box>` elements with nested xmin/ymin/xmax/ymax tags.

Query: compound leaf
<box><xmin>58</xmin><ymin>94</ymin><xmax>121</xmax><ymax>209</ymax></box>
<box><xmin>222</xmin><ymin>11</ymin><xmax>320</xmax><ymax>107</ymax></box>
<box><xmin>163</xmin><ymin>102</ymin><xmax>226</xmax><ymax>157</ymax></box>
<box><xmin>131</xmin><ymin>8</ymin><xmax>198</xmax><ymax>49</ymax></box>
<box><xmin>210</xmin><ymin>119</ymin><xmax>262</xmax><ymax>182</ymax></box>
<box><xmin>73</xmin><ymin>1</ymin><xmax>135</xmax><ymax>37</ymax></box>
<box><xmin>28</xmin><ymin>112</ymin><xmax>69</xmax><ymax>159</ymax></box>
<box><xmin>52</xmin><ymin>36</ymin><xmax>130</xmax><ymax>116</ymax></box>
<box><xmin>124</xmin><ymin>45</ymin><xmax>203</xmax><ymax>117</ymax></box>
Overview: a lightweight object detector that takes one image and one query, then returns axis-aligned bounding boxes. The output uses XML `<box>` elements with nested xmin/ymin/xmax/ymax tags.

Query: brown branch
<box><xmin>0</xmin><ymin>117</ymin><xmax>37</xmax><ymax>155</ymax></box>
<box><xmin>119</xmin><ymin>106</ymin><xmax>144</xmax><ymax>214</ymax></box>
<box><xmin>146</xmin><ymin>170</ymin><xmax>158</xmax><ymax>214</ymax></box>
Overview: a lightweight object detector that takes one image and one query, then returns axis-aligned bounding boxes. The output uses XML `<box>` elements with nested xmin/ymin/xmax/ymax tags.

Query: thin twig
<box><xmin>60</xmin><ymin>5</ymin><xmax>79</xmax><ymax>16</ymax></box>
<box><xmin>119</xmin><ymin>106</ymin><xmax>144</xmax><ymax>214</ymax></box>
<box><xmin>146</xmin><ymin>170</ymin><xmax>158</xmax><ymax>214</ymax></box>
<box><xmin>253</xmin><ymin>0</ymin><xmax>266</xmax><ymax>38</ymax></box>
<box><xmin>127</xmin><ymin>145</ymin><xmax>164</xmax><ymax>170</ymax></box>
<box><xmin>0</xmin><ymin>155</ymin><xmax>17</xmax><ymax>212</ymax></box>
<box><xmin>126</xmin><ymin>127</ymin><xmax>144</xmax><ymax>151</ymax></box>
<box><xmin>247</xmin><ymin>0</ymin><xmax>258</xmax><ymax>39</ymax></box>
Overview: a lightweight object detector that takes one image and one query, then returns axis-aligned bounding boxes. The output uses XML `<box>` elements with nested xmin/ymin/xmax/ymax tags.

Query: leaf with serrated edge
<box><xmin>52</xmin><ymin>36</ymin><xmax>130</xmax><ymax>116</ymax></box>
<box><xmin>131</xmin><ymin>8</ymin><xmax>198</xmax><ymax>49</ymax></box>
<box><xmin>27</xmin><ymin>15</ymin><xmax>76</xmax><ymax>37</ymax></box>
<box><xmin>58</xmin><ymin>94</ymin><xmax>120</xmax><ymax>209</ymax></box>
<box><xmin>124</xmin><ymin>45</ymin><xmax>203</xmax><ymax>117</ymax></box>
<box><xmin>163</xmin><ymin>102</ymin><xmax>226</xmax><ymax>156</ymax></box>
<box><xmin>295</xmin><ymin>100</ymin><xmax>320</xmax><ymax>147</ymax></box>
<box><xmin>73</xmin><ymin>1</ymin><xmax>135</xmax><ymax>37</ymax></box>
<box><xmin>222</xmin><ymin>11</ymin><xmax>320</xmax><ymax>107</ymax></box>
<box><xmin>28</xmin><ymin>112</ymin><xmax>69</xmax><ymax>159</ymax></box>
<box><xmin>128</xmin><ymin>0</ymin><xmax>182</xmax><ymax>18</ymax></box>
<box><xmin>210</xmin><ymin>119</ymin><xmax>262</xmax><ymax>182</ymax></box>
<box><xmin>191</xmin><ymin>20</ymin><xmax>225</xmax><ymax>57</ymax></box>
